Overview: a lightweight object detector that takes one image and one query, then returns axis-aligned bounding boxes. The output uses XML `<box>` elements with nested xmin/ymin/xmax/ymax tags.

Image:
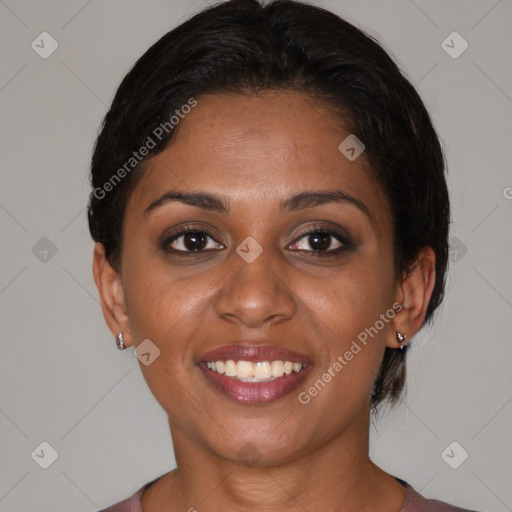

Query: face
<box><xmin>112</xmin><ymin>91</ymin><xmax>401</xmax><ymax>464</ymax></box>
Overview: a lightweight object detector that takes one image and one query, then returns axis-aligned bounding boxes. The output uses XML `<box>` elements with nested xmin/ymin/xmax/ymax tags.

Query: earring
<box><xmin>396</xmin><ymin>331</ymin><xmax>408</xmax><ymax>351</ymax></box>
<box><xmin>116</xmin><ymin>331</ymin><xmax>126</xmax><ymax>350</ymax></box>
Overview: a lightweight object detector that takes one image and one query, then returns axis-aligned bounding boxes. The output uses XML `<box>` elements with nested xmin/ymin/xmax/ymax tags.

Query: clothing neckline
<box><xmin>133</xmin><ymin>475</ymin><xmax>411</xmax><ymax>510</ymax></box>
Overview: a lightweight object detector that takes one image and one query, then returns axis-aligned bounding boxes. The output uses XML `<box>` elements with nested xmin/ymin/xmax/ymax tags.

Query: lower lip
<box><xmin>199</xmin><ymin>364</ymin><xmax>312</xmax><ymax>404</ymax></box>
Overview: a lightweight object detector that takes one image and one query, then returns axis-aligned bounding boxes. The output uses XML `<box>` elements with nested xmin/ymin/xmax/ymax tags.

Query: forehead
<box><xmin>127</xmin><ymin>91</ymin><xmax>390</xmax><ymax>224</ymax></box>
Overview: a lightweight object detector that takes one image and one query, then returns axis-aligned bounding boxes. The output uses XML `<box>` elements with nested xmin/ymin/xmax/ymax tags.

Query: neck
<box><xmin>151</xmin><ymin>408</ymin><xmax>405</xmax><ymax>512</ymax></box>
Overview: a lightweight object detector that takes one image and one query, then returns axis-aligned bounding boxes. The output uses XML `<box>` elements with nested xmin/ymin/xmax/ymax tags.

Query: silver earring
<box><xmin>396</xmin><ymin>332</ymin><xmax>408</xmax><ymax>351</ymax></box>
<box><xmin>116</xmin><ymin>331</ymin><xmax>126</xmax><ymax>350</ymax></box>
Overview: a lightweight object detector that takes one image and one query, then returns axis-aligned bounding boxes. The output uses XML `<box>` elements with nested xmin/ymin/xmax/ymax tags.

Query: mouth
<box><xmin>198</xmin><ymin>344</ymin><xmax>313</xmax><ymax>404</ymax></box>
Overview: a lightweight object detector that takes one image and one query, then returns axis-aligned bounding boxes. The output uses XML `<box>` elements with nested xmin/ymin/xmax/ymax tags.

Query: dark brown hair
<box><xmin>87</xmin><ymin>0</ymin><xmax>450</xmax><ymax>410</ymax></box>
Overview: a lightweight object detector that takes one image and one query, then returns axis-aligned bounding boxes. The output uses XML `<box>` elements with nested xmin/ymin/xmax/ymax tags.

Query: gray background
<box><xmin>0</xmin><ymin>0</ymin><xmax>511</xmax><ymax>511</ymax></box>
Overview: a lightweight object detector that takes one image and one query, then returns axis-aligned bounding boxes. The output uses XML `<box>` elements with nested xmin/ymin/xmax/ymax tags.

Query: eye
<box><xmin>289</xmin><ymin>226</ymin><xmax>349</xmax><ymax>254</ymax></box>
<box><xmin>161</xmin><ymin>224</ymin><xmax>351</xmax><ymax>256</ymax></box>
<box><xmin>163</xmin><ymin>229</ymin><xmax>224</xmax><ymax>253</ymax></box>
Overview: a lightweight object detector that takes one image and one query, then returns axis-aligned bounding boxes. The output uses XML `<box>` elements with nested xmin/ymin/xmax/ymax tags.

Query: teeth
<box><xmin>224</xmin><ymin>360</ymin><xmax>237</xmax><ymax>377</ymax></box>
<box><xmin>236</xmin><ymin>360</ymin><xmax>253</xmax><ymax>378</ymax></box>
<box><xmin>216</xmin><ymin>361</ymin><xmax>225</xmax><ymax>374</ymax></box>
<box><xmin>254</xmin><ymin>361</ymin><xmax>271</xmax><ymax>379</ymax></box>
<box><xmin>205</xmin><ymin>360</ymin><xmax>306</xmax><ymax>381</ymax></box>
<box><xmin>292</xmin><ymin>362</ymin><xmax>302</xmax><ymax>373</ymax></box>
<box><xmin>271</xmin><ymin>361</ymin><xmax>285</xmax><ymax>377</ymax></box>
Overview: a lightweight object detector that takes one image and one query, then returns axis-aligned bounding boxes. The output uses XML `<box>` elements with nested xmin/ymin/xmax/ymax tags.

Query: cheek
<box><xmin>124</xmin><ymin>265</ymin><xmax>208</xmax><ymax>349</ymax></box>
<box><xmin>294</xmin><ymin>254</ymin><xmax>393</xmax><ymax>397</ymax></box>
<box><xmin>298</xmin><ymin>256</ymin><xmax>393</xmax><ymax>340</ymax></box>
<box><xmin>122</xmin><ymin>267</ymin><xmax>211</xmax><ymax>414</ymax></box>
<box><xmin>121</xmin><ymin>230</ymin><xmax>205</xmax><ymax>336</ymax></box>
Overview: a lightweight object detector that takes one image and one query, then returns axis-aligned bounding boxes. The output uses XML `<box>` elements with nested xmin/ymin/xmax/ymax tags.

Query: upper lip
<box><xmin>198</xmin><ymin>343</ymin><xmax>312</xmax><ymax>364</ymax></box>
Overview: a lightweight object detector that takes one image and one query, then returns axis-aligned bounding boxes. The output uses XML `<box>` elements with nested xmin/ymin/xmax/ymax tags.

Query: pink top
<box><xmin>99</xmin><ymin>477</ymin><xmax>480</xmax><ymax>511</ymax></box>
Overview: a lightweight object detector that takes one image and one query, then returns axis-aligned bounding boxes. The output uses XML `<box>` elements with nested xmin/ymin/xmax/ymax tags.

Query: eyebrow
<box><xmin>144</xmin><ymin>189</ymin><xmax>372</xmax><ymax>220</ymax></box>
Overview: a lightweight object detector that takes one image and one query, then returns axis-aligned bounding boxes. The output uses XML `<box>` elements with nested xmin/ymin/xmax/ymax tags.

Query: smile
<box><xmin>198</xmin><ymin>344</ymin><xmax>312</xmax><ymax>403</ymax></box>
<box><xmin>205</xmin><ymin>360</ymin><xmax>307</xmax><ymax>381</ymax></box>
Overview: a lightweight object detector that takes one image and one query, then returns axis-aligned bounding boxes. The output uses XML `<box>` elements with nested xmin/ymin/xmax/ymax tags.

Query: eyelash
<box><xmin>161</xmin><ymin>224</ymin><xmax>352</xmax><ymax>257</ymax></box>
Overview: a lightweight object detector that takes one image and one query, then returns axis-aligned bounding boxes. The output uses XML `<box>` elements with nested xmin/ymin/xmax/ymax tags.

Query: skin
<box><xmin>93</xmin><ymin>90</ymin><xmax>435</xmax><ymax>512</ymax></box>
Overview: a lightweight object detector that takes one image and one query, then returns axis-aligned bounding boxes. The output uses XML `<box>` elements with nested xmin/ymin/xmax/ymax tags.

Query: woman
<box><xmin>88</xmin><ymin>0</ymin><xmax>479</xmax><ymax>510</ymax></box>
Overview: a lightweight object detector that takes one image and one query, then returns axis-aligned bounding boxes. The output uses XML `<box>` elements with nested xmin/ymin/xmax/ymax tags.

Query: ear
<box><xmin>386</xmin><ymin>247</ymin><xmax>436</xmax><ymax>349</ymax></box>
<box><xmin>92</xmin><ymin>243</ymin><xmax>133</xmax><ymax>348</ymax></box>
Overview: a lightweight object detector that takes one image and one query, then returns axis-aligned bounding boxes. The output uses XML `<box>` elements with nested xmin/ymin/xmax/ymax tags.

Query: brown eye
<box><xmin>289</xmin><ymin>229</ymin><xmax>345</xmax><ymax>253</ymax></box>
<box><xmin>164</xmin><ymin>230</ymin><xmax>224</xmax><ymax>253</ymax></box>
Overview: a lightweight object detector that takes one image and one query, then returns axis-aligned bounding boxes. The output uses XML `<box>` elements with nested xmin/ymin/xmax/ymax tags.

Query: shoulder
<box><xmin>96</xmin><ymin>480</ymin><xmax>154</xmax><ymax>512</ymax></box>
<box><xmin>401</xmin><ymin>481</ymin><xmax>482</xmax><ymax>512</ymax></box>
<box><xmin>96</xmin><ymin>477</ymin><xmax>483</xmax><ymax>512</ymax></box>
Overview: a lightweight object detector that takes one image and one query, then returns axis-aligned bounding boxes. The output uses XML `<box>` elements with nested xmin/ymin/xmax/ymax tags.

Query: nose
<box><xmin>214</xmin><ymin>248</ymin><xmax>297</xmax><ymax>329</ymax></box>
